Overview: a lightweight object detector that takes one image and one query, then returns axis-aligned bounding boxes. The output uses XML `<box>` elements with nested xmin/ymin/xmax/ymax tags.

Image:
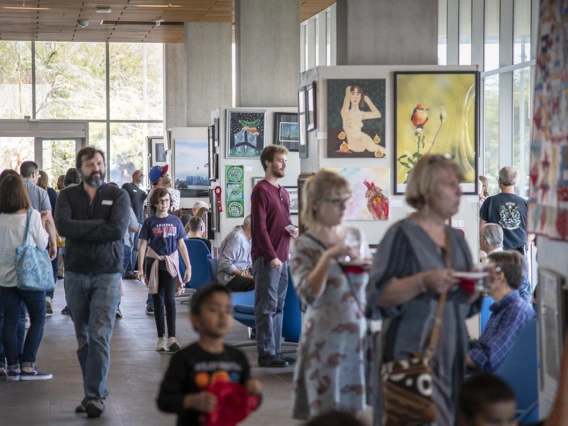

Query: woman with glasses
<box><xmin>290</xmin><ymin>169</ymin><xmax>371</xmax><ymax>420</ymax></box>
<box><xmin>368</xmin><ymin>154</ymin><xmax>481</xmax><ymax>425</ymax></box>
<box><xmin>137</xmin><ymin>188</ymin><xmax>191</xmax><ymax>352</ymax></box>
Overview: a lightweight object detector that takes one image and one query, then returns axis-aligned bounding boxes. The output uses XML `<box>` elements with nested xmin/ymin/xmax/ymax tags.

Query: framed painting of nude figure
<box><xmin>326</xmin><ymin>79</ymin><xmax>386</xmax><ymax>159</ymax></box>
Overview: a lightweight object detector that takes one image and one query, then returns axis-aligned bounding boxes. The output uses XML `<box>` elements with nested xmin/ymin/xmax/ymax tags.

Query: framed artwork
<box><xmin>174</xmin><ymin>137</ymin><xmax>209</xmax><ymax>198</ymax></box>
<box><xmin>307</xmin><ymin>81</ymin><xmax>317</xmax><ymax>132</ymax></box>
<box><xmin>538</xmin><ymin>268</ymin><xmax>567</xmax><ymax>398</ymax></box>
<box><xmin>207</xmin><ymin>125</ymin><xmax>218</xmax><ymax>181</ymax></box>
<box><xmin>327</xmin><ymin>168</ymin><xmax>390</xmax><ymax>221</ymax></box>
<box><xmin>297</xmin><ymin>172</ymin><xmax>314</xmax><ymax>234</ymax></box>
<box><xmin>298</xmin><ymin>87</ymin><xmax>308</xmax><ymax>159</ymax></box>
<box><xmin>274</xmin><ymin>112</ymin><xmax>299</xmax><ymax>152</ymax></box>
<box><xmin>394</xmin><ymin>71</ymin><xmax>479</xmax><ymax>195</ymax></box>
<box><xmin>226</xmin><ymin>110</ymin><xmax>266</xmax><ymax>158</ymax></box>
<box><xmin>327</xmin><ymin>79</ymin><xmax>386</xmax><ymax>159</ymax></box>
<box><xmin>225</xmin><ymin>165</ymin><xmax>245</xmax><ymax>218</ymax></box>
<box><xmin>284</xmin><ymin>186</ymin><xmax>299</xmax><ymax>215</ymax></box>
<box><xmin>209</xmin><ymin>188</ymin><xmax>220</xmax><ymax>233</ymax></box>
<box><xmin>149</xmin><ymin>136</ymin><xmax>167</xmax><ymax>167</ymax></box>
<box><xmin>252</xmin><ymin>176</ymin><xmax>263</xmax><ymax>187</ymax></box>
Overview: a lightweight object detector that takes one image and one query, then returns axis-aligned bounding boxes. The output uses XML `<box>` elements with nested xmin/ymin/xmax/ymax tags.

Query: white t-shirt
<box><xmin>0</xmin><ymin>210</ymin><xmax>49</xmax><ymax>288</ymax></box>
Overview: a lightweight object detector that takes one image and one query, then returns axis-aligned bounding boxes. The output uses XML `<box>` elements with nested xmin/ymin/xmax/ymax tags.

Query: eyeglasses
<box><xmin>158</xmin><ymin>198</ymin><xmax>171</xmax><ymax>204</ymax></box>
<box><xmin>322</xmin><ymin>196</ymin><xmax>352</xmax><ymax>206</ymax></box>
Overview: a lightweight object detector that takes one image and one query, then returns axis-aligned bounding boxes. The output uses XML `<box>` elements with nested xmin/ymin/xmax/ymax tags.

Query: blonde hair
<box><xmin>37</xmin><ymin>170</ymin><xmax>49</xmax><ymax>190</ymax></box>
<box><xmin>405</xmin><ymin>154</ymin><xmax>464</xmax><ymax>210</ymax></box>
<box><xmin>301</xmin><ymin>169</ymin><xmax>351</xmax><ymax>229</ymax></box>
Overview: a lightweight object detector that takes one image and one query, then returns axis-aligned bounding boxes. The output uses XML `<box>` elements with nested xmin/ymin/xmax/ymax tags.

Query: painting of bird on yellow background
<box><xmin>394</xmin><ymin>72</ymin><xmax>478</xmax><ymax>194</ymax></box>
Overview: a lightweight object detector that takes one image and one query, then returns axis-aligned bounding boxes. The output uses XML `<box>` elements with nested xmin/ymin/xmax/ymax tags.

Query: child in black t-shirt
<box><xmin>157</xmin><ymin>284</ymin><xmax>262</xmax><ymax>426</ymax></box>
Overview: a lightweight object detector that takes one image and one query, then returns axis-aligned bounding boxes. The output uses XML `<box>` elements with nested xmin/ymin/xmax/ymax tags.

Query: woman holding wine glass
<box><xmin>290</xmin><ymin>169</ymin><xmax>370</xmax><ymax>421</ymax></box>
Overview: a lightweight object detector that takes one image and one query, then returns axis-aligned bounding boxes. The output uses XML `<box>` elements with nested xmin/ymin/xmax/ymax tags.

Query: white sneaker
<box><xmin>168</xmin><ymin>337</ymin><xmax>181</xmax><ymax>352</ymax></box>
<box><xmin>45</xmin><ymin>297</ymin><xmax>53</xmax><ymax>316</ymax></box>
<box><xmin>156</xmin><ymin>337</ymin><xmax>167</xmax><ymax>352</ymax></box>
<box><xmin>25</xmin><ymin>314</ymin><xmax>30</xmax><ymax>329</ymax></box>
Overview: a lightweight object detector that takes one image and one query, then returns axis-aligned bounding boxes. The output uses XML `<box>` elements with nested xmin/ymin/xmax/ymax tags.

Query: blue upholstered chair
<box><xmin>179</xmin><ymin>239</ymin><xmax>212</xmax><ymax>304</ymax></box>
<box><xmin>206</xmin><ymin>254</ymin><xmax>217</xmax><ymax>282</ymax></box>
<box><xmin>495</xmin><ymin>318</ymin><xmax>538</xmax><ymax>423</ymax></box>
<box><xmin>480</xmin><ymin>296</ymin><xmax>495</xmax><ymax>333</ymax></box>
<box><xmin>282</xmin><ymin>268</ymin><xmax>302</xmax><ymax>343</ymax></box>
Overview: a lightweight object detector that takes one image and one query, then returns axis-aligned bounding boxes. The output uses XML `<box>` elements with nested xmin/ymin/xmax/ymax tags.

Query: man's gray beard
<box><xmin>83</xmin><ymin>174</ymin><xmax>104</xmax><ymax>188</ymax></box>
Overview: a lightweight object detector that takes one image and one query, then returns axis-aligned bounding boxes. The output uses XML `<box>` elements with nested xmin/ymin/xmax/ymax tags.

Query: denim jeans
<box><xmin>65</xmin><ymin>272</ymin><xmax>121</xmax><ymax>400</ymax></box>
<box><xmin>518</xmin><ymin>253</ymin><xmax>532</xmax><ymax>302</ymax></box>
<box><xmin>127</xmin><ymin>227</ymin><xmax>141</xmax><ymax>275</ymax></box>
<box><xmin>253</xmin><ymin>258</ymin><xmax>288</xmax><ymax>357</ymax></box>
<box><xmin>47</xmin><ymin>251</ymin><xmax>59</xmax><ymax>299</ymax></box>
<box><xmin>122</xmin><ymin>245</ymin><xmax>132</xmax><ymax>277</ymax></box>
<box><xmin>0</xmin><ymin>286</ymin><xmax>46</xmax><ymax>370</ymax></box>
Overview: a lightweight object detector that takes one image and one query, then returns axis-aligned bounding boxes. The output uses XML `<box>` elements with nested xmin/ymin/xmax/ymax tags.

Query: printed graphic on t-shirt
<box><xmin>152</xmin><ymin>224</ymin><xmax>178</xmax><ymax>238</ymax></box>
<box><xmin>499</xmin><ymin>202</ymin><xmax>522</xmax><ymax>230</ymax></box>
<box><xmin>192</xmin><ymin>360</ymin><xmax>243</xmax><ymax>389</ymax></box>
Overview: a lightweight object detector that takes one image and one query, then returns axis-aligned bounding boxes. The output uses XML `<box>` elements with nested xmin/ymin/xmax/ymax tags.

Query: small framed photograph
<box><xmin>149</xmin><ymin>136</ymin><xmax>167</xmax><ymax>167</ymax></box>
<box><xmin>209</xmin><ymin>188</ymin><xmax>220</xmax><ymax>233</ymax></box>
<box><xmin>213</xmin><ymin>117</ymin><xmax>220</xmax><ymax>147</ymax></box>
<box><xmin>284</xmin><ymin>186</ymin><xmax>299</xmax><ymax>215</ymax></box>
<box><xmin>252</xmin><ymin>176</ymin><xmax>263</xmax><ymax>187</ymax></box>
<box><xmin>307</xmin><ymin>81</ymin><xmax>317</xmax><ymax>132</ymax></box>
<box><xmin>274</xmin><ymin>112</ymin><xmax>299</xmax><ymax>152</ymax></box>
<box><xmin>298</xmin><ymin>87</ymin><xmax>308</xmax><ymax>159</ymax></box>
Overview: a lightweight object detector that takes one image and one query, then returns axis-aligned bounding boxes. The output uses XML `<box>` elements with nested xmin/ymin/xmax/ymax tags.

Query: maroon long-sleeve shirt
<box><xmin>250</xmin><ymin>179</ymin><xmax>291</xmax><ymax>262</ymax></box>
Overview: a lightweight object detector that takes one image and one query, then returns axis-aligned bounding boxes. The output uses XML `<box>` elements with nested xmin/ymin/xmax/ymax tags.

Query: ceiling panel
<box><xmin>0</xmin><ymin>0</ymin><xmax>334</xmax><ymax>43</ymax></box>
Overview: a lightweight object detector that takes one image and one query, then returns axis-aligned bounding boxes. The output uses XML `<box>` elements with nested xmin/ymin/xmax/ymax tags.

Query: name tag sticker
<box><xmin>102</xmin><ymin>200</ymin><xmax>113</xmax><ymax>206</ymax></box>
<box><xmin>133</xmin><ymin>189</ymin><xmax>137</xmax><ymax>192</ymax></box>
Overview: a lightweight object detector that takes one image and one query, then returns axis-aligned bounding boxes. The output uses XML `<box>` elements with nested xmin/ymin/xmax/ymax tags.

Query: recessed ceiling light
<box><xmin>135</xmin><ymin>4</ymin><xmax>182</xmax><ymax>8</ymax></box>
<box><xmin>96</xmin><ymin>7</ymin><xmax>112</xmax><ymax>13</ymax></box>
<box><xmin>4</xmin><ymin>6</ymin><xmax>51</xmax><ymax>10</ymax></box>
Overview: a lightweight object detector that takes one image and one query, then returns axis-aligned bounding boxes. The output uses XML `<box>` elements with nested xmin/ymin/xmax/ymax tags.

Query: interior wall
<box><xmin>300</xmin><ymin>65</ymin><xmax>481</xmax><ymax>259</ymax></box>
<box><xmin>209</xmin><ymin>107</ymin><xmax>301</xmax><ymax>248</ymax></box>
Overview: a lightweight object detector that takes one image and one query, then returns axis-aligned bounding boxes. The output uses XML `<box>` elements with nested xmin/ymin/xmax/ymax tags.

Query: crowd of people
<box><xmin>0</xmin><ymin>144</ymin><xmax>563</xmax><ymax>426</ymax></box>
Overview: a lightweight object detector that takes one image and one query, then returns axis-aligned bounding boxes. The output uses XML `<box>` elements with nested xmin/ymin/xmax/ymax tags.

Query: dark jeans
<box><xmin>253</xmin><ymin>258</ymin><xmax>288</xmax><ymax>357</ymax></box>
<box><xmin>47</xmin><ymin>250</ymin><xmax>59</xmax><ymax>299</ymax></box>
<box><xmin>127</xmin><ymin>227</ymin><xmax>141</xmax><ymax>275</ymax></box>
<box><xmin>226</xmin><ymin>275</ymin><xmax>255</xmax><ymax>292</ymax></box>
<box><xmin>518</xmin><ymin>253</ymin><xmax>532</xmax><ymax>302</ymax></box>
<box><xmin>0</xmin><ymin>304</ymin><xmax>26</xmax><ymax>369</ymax></box>
<box><xmin>0</xmin><ymin>287</ymin><xmax>46</xmax><ymax>369</ymax></box>
<box><xmin>151</xmin><ymin>269</ymin><xmax>177</xmax><ymax>338</ymax></box>
<box><xmin>122</xmin><ymin>245</ymin><xmax>132</xmax><ymax>277</ymax></box>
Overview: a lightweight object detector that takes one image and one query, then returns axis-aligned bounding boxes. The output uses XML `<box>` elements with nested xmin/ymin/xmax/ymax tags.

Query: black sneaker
<box><xmin>258</xmin><ymin>355</ymin><xmax>288</xmax><ymax>368</ymax></box>
<box><xmin>124</xmin><ymin>273</ymin><xmax>138</xmax><ymax>280</ymax></box>
<box><xmin>85</xmin><ymin>399</ymin><xmax>105</xmax><ymax>418</ymax></box>
<box><xmin>276</xmin><ymin>353</ymin><xmax>296</xmax><ymax>365</ymax></box>
<box><xmin>115</xmin><ymin>308</ymin><xmax>123</xmax><ymax>319</ymax></box>
<box><xmin>75</xmin><ymin>398</ymin><xmax>89</xmax><ymax>413</ymax></box>
<box><xmin>61</xmin><ymin>306</ymin><xmax>70</xmax><ymax>315</ymax></box>
<box><xmin>145</xmin><ymin>306</ymin><xmax>155</xmax><ymax>315</ymax></box>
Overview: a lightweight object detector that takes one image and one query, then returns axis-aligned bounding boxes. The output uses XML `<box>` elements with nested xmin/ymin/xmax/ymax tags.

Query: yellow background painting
<box><xmin>395</xmin><ymin>72</ymin><xmax>477</xmax><ymax>185</ymax></box>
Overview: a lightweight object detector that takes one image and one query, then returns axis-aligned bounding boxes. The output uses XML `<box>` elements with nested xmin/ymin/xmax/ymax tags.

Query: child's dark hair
<box><xmin>190</xmin><ymin>283</ymin><xmax>231</xmax><ymax>316</ymax></box>
<box><xmin>304</xmin><ymin>410</ymin><xmax>365</xmax><ymax>426</ymax></box>
<box><xmin>459</xmin><ymin>374</ymin><xmax>516</xmax><ymax>419</ymax></box>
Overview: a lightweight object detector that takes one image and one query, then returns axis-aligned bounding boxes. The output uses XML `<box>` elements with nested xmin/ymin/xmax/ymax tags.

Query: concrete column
<box><xmin>184</xmin><ymin>23</ymin><xmax>232</xmax><ymax>126</ymax></box>
<box><xmin>164</xmin><ymin>43</ymin><xmax>187</xmax><ymax>129</ymax></box>
<box><xmin>235</xmin><ymin>0</ymin><xmax>300</xmax><ymax>107</ymax></box>
<box><xmin>336</xmin><ymin>0</ymin><xmax>438</xmax><ymax>65</ymax></box>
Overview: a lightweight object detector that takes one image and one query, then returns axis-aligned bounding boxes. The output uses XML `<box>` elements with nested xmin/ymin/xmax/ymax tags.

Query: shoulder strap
<box><xmin>424</xmin><ymin>229</ymin><xmax>451</xmax><ymax>356</ymax></box>
<box><xmin>24</xmin><ymin>208</ymin><xmax>32</xmax><ymax>245</ymax></box>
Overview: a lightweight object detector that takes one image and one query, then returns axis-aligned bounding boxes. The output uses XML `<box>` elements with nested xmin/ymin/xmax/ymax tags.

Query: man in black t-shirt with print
<box><xmin>122</xmin><ymin>170</ymin><xmax>147</xmax><ymax>278</ymax></box>
<box><xmin>480</xmin><ymin>166</ymin><xmax>531</xmax><ymax>301</ymax></box>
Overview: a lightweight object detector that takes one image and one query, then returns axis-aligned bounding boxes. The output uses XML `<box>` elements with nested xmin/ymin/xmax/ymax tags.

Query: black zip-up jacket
<box><xmin>54</xmin><ymin>182</ymin><xmax>130</xmax><ymax>274</ymax></box>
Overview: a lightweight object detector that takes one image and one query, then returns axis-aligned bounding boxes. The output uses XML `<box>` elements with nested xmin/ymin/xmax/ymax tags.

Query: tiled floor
<box><xmin>0</xmin><ymin>279</ymin><xmax>308</xmax><ymax>426</ymax></box>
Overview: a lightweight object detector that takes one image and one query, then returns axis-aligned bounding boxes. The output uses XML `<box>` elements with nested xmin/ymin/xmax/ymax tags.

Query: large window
<box><xmin>439</xmin><ymin>0</ymin><xmax>536</xmax><ymax>197</ymax></box>
<box><xmin>0</xmin><ymin>41</ymin><xmax>164</xmax><ymax>180</ymax></box>
<box><xmin>0</xmin><ymin>42</ymin><xmax>32</xmax><ymax>119</ymax></box>
<box><xmin>35</xmin><ymin>42</ymin><xmax>106</xmax><ymax>120</ymax></box>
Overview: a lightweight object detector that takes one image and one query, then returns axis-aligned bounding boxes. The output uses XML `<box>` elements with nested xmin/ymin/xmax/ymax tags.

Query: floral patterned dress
<box><xmin>290</xmin><ymin>231</ymin><xmax>369</xmax><ymax>420</ymax></box>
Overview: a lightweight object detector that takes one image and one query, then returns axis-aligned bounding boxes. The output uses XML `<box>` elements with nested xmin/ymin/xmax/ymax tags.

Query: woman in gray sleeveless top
<box><xmin>368</xmin><ymin>155</ymin><xmax>481</xmax><ymax>426</ymax></box>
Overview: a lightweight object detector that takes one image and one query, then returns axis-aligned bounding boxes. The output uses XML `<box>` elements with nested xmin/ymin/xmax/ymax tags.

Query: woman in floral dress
<box><xmin>290</xmin><ymin>169</ymin><xmax>370</xmax><ymax>420</ymax></box>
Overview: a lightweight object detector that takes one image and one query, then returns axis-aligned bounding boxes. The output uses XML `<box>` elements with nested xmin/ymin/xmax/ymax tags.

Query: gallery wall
<box><xmin>300</xmin><ymin>64</ymin><xmax>481</xmax><ymax>261</ymax></box>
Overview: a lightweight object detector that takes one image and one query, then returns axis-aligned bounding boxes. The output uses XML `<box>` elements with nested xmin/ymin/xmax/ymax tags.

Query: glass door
<box><xmin>37</xmin><ymin>138</ymin><xmax>83</xmax><ymax>186</ymax></box>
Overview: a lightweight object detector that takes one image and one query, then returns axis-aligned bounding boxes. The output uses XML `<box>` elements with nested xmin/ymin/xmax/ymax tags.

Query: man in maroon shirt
<box><xmin>251</xmin><ymin>145</ymin><xmax>298</xmax><ymax>368</ymax></box>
